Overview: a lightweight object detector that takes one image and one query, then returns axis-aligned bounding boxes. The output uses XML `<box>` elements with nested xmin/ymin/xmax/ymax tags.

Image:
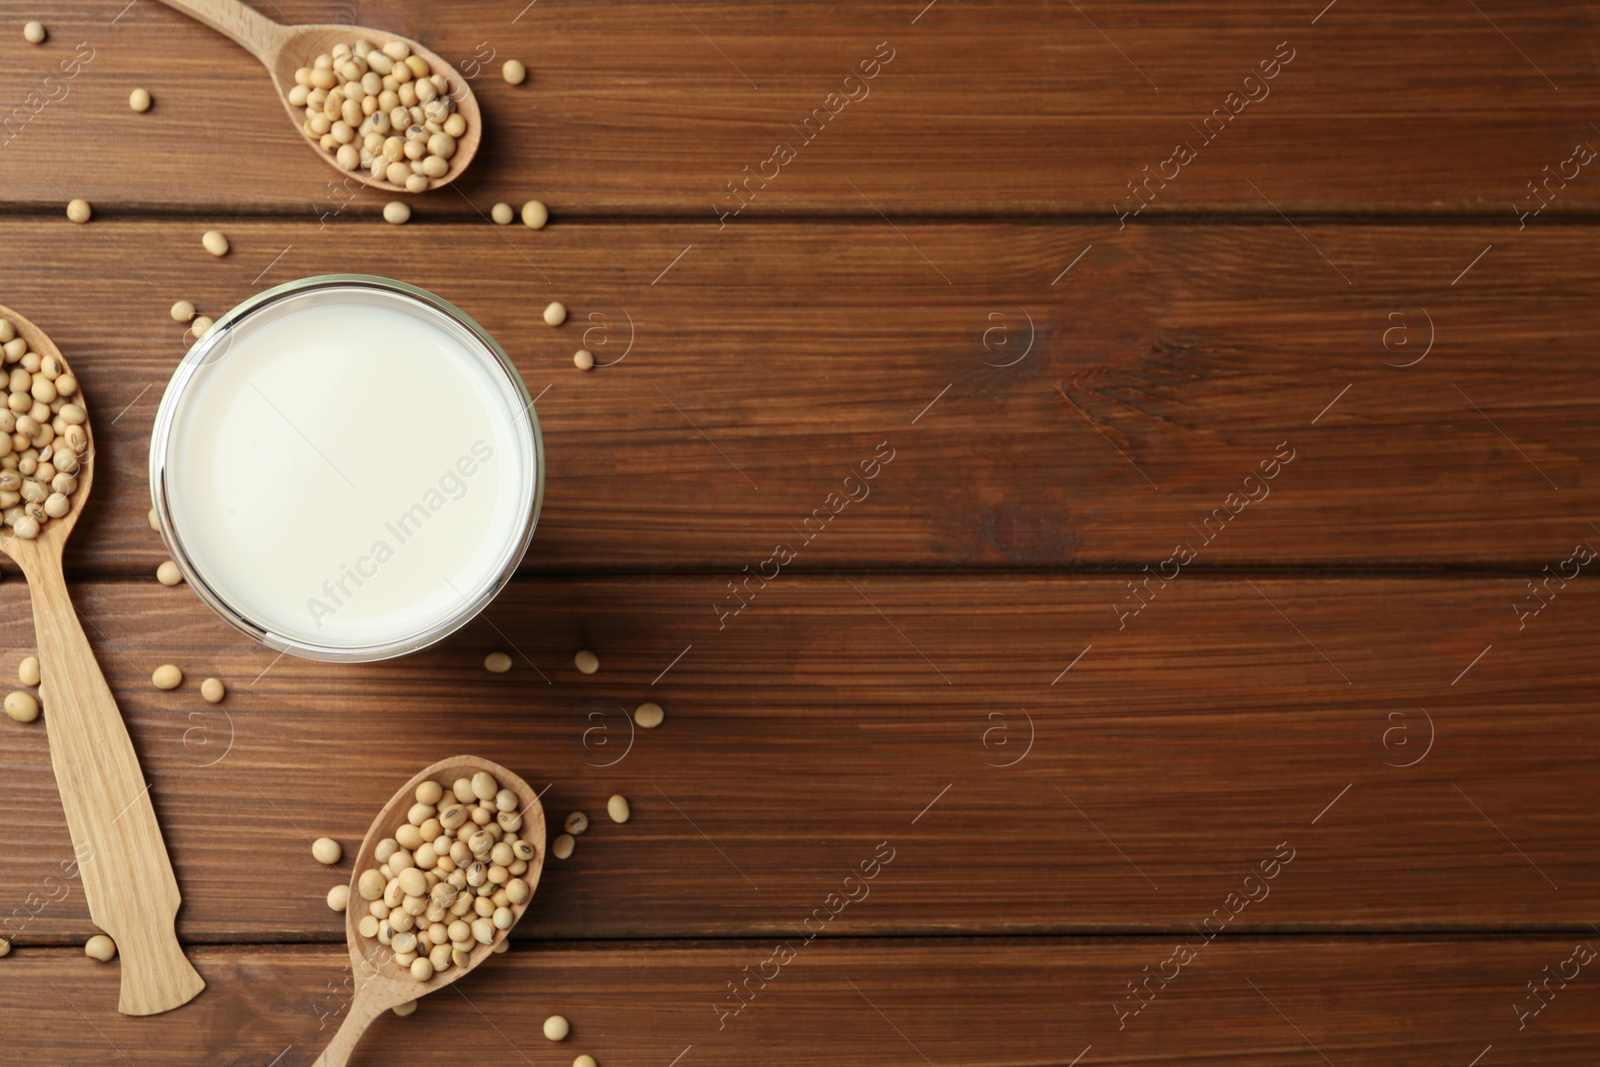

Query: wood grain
<box><xmin>0</xmin><ymin>2</ymin><xmax>1596</xmax><ymax>215</ymax></box>
<box><xmin>0</xmin><ymin>304</ymin><xmax>203</xmax><ymax>1015</ymax></box>
<box><xmin>3</xmin><ymin>939</ymin><xmax>1598</xmax><ymax>1066</ymax></box>
<box><xmin>1</xmin><ymin>3</ymin><xmax>1594</xmax><ymax>1061</ymax></box>
<box><xmin>0</xmin><ymin>576</ymin><xmax>1592</xmax><ymax>942</ymax></box>
<box><xmin>0</xmin><ymin>220</ymin><xmax>1593</xmax><ymax>574</ymax></box>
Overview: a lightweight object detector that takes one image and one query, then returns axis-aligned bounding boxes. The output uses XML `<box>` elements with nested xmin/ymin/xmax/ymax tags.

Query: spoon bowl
<box><xmin>158</xmin><ymin>1</ymin><xmax>481</xmax><ymax>194</ymax></box>
<box><xmin>313</xmin><ymin>756</ymin><xmax>547</xmax><ymax>1067</ymax></box>
<box><xmin>0</xmin><ymin>304</ymin><xmax>204</xmax><ymax>1015</ymax></box>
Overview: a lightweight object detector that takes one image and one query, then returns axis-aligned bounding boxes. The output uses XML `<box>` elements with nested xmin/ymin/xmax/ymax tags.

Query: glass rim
<box><xmin>148</xmin><ymin>274</ymin><xmax>543</xmax><ymax>663</ymax></box>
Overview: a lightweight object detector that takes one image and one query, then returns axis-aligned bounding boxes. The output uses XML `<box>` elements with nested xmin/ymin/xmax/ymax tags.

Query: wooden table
<box><xmin>1</xmin><ymin>1</ymin><xmax>1597</xmax><ymax>1063</ymax></box>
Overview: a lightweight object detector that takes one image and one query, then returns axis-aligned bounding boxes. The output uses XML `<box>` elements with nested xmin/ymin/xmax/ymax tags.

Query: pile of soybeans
<box><xmin>352</xmin><ymin>769</ymin><xmax>536</xmax><ymax>982</ymax></box>
<box><xmin>0</xmin><ymin>315</ymin><xmax>87</xmax><ymax>540</ymax></box>
<box><xmin>290</xmin><ymin>38</ymin><xmax>466</xmax><ymax>193</ymax></box>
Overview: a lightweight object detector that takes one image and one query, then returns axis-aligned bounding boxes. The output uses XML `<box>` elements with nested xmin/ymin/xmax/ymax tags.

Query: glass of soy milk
<box><xmin>150</xmin><ymin>275</ymin><xmax>543</xmax><ymax>662</ymax></box>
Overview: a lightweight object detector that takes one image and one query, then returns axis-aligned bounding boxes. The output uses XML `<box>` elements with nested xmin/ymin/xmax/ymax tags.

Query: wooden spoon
<box><xmin>0</xmin><ymin>305</ymin><xmax>204</xmax><ymax>1016</ymax></box>
<box><xmin>155</xmin><ymin>0</ymin><xmax>481</xmax><ymax>193</ymax></box>
<box><xmin>314</xmin><ymin>756</ymin><xmax>547</xmax><ymax>1067</ymax></box>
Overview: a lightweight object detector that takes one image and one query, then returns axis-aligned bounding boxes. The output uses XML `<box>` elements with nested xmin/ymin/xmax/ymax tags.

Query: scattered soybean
<box><xmin>4</xmin><ymin>690</ymin><xmax>39</xmax><ymax>723</ymax></box>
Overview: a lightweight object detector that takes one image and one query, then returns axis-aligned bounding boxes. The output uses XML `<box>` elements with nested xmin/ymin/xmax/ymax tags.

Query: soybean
<box><xmin>484</xmin><ymin>651</ymin><xmax>512</xmax><ymax>673</ymax></box>
<box><xmin>327</xmin><ymin>884</ymin><xmax>350</xmax><ymax>911</ymax></box>
<box><xmin>552</xmin><ymin>833</ymin><xmax>574</xmax><ymax>859</ymax></box>
<box><xmin>4</xmin><ymin>690</ymin><xmax>39</xmax><ymax>723</ymax></box>
<box><xmin>544</xmin><ymin>301</ymin><xmax>567</xmax><ymax>327</ymax></box>
<box><xmin>313</xmin><ymin>837</ymin><xmax>343</xmax><ymax>865</ymax></box>
<box><xmin>200</xmin><ymin>677</ymin><xmax>225</xmax><ymax>703</ymax></box>
<box><xmin>544</xmin><ymin>1015</ymin><xmax>570</xmax><ymax>1041</ymax></box>
<box><xmin>607</xmin><ymin>795</ymin><xmax>630</xmax><ymax>824</ymax></box>
<box><xmin>84</xmin><ymin>935</ymin><xmax>116</xmax><ymax>962</ymax></box>
<box><xmin>129</xmin><ymin>88</ymin><xmax>152</xmax><ymax>113</ymax></box>
<box><xmin>574</xmin><ymin>1057</ymin><xmax>598</xmax><ymax>1067</ymax></box>
<box><xmin>574</xmin><ymin>349</ymin><xmax>594</xmax><ymax>370</ymax></box>
<box><xmin>358</xmin><ymin>868</ymin><xmax>386</xmax><ymax>900</ymax></box>
<box><xmin>66</xmin><ymin>199</ymin><xmax>91</xmax><ymax>224</ymax></box>
<box><xmin>574</xmin><ymin>649</ymin><xmax>598</xmax><ymax>674</ymax></box>
<box><xmin>23</xmin><ymin>21</ymin><xmax>45</xmax><ymax>44</ymax></box>
<box><xmin>564</xmin><ymin>811</ymin><xmax>588</xmax><ymax>836</ymax></box>
<box><xmin>202</xmin><ymin>230</ymin><xmax>230</xmax><ymax>256</ymax></box>
<box><xmin>170</xmin><ymin>301</ymin><xmax>196</xmax><ymax>323</ymax></box>
<box><xmin>491</xmin><ymin>202</ymin><xmax>514</xmax><ymax>225</ymax></box>
<box><xmin>521</xmin><ymin>200</ymin><xmax>548</xmax><ymax>229</ymax></box>
<box><xmin>156</xmin><ymin>560</ymin><xmax>183</xmax><ymax>585</ymax></box>
<box><xmin>152</xmin><ymin>664</ymin><xmax>183</xmax><ymax>690</ymax></box>
<box><xmin>383</xmin><ymin>200</ymin><xmax>411</xmax><ymax>225</ymax></box>
<box><xmin>18</xmin><ymin>656</ymin><xmax>40</xmax><ymax>687</ymax></box>
<box><xmin>635</xmin><ymin>702</ymin><xmax>664</xmax><ymax>728</ymax></box>
<box><xmin>503</xmin><ymin>60</ymin><xmax>527</xmax><ymax>85</ymax></box>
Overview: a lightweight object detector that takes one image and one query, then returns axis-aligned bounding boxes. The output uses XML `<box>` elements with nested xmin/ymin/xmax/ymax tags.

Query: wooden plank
<box><xmin>0</xmin><ymin>219</ymin><xmax>1592</xmax><ymax>572</ymax></box>
<box><xmin>1</xmin><ymin>576</ymin><xmax>1593</xmax><ymax>943</ymax></box>
<box><xmin>0</xmin><ymin>2</ymin><xmax>1596</xmax><ymax>215</ymax></box>
<box><xmin>2</xmin><ymin>938</ymin><xmax>1597</xmax><ymax>1064</ymax></box>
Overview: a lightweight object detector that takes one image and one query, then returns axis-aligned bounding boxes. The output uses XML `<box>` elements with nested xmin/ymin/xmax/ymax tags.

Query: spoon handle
<box><xmin>312</xmin><ymin>988</ymin><xmax>387</xmax><ymax>1067</ymax></box>
<box><xmin>154</xmin><ymin>0</ymin><xmax>291</xmax><ymax>62</ymax></box>
<box><xmin>24</xmin><ymin>545</ymin><xmax>204</xmax><ymax>1015</ymax></box>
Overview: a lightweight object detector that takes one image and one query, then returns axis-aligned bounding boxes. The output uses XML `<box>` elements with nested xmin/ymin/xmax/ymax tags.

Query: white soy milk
<box><xmin>158</xmin><ymin>283</ymin><xmax>535</xmax><ymax>655</ymax></box>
